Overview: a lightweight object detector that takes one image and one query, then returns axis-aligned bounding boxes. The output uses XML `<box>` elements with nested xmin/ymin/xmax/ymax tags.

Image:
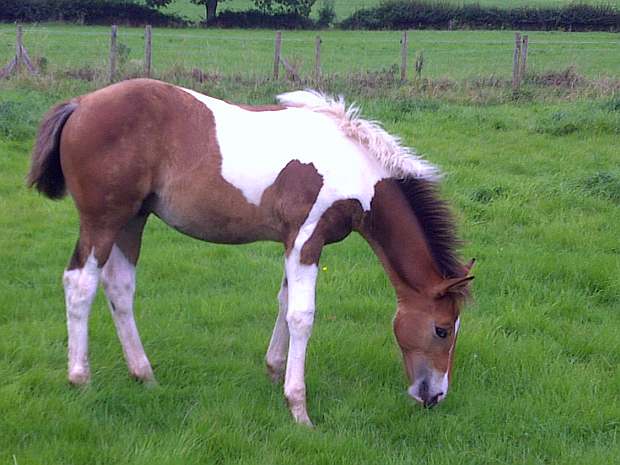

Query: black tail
<box><xmin>27</xmin><ymin>101</ymin><xmax>78</xmax><ymax>199</ymax></box>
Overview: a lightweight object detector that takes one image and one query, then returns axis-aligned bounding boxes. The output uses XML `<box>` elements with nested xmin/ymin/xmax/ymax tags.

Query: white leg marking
<box><xmin>283</xmin><ymin>248</ymin><xmax>318</xmax><ymax>426</ymax></box>
<box><xmin>101</xmin><ymin>245</ymin><xmax>154</xmax><ymax>382</ymax></box>
<box><xmin>266</xmin><ymin>273</ymin><xmax>289</xmax><ymax>382</ymax></box>
<box><xmin>64</xmin><ymin>251</ymin><xmax>100</xmax><ymax>385</ymax></box>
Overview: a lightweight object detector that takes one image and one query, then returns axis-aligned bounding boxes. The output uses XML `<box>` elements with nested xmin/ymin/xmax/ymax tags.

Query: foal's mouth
<box><xmin>408</xmin><ymin>380</ymin><xmax>445</xmax><ymax>408</ymax></box>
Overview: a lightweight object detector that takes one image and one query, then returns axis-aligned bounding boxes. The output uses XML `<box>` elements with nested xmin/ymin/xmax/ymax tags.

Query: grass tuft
<box><xmin>579</xmin><ymin>172</ymin><xmax>620</xmax><ymax>204</ymax></box>
<box><xmin>470</xmin><ymin>186</ymin><xmax>508</xmax><ymax>204</ymax></box>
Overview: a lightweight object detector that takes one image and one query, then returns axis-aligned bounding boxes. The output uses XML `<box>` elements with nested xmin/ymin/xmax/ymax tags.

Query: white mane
<box><xmin>276</xmin><ymin>90</ymin><xmax>439</xmax><ymax>181</ymax></box>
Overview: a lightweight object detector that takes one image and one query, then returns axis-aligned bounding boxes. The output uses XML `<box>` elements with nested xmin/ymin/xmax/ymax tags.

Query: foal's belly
<box><xmin>150</xmin><ymin>191</ymin><xmax>282</xmax><ymax>245</ymax></box>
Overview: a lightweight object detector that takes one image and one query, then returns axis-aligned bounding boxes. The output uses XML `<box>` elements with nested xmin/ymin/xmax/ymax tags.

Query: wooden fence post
<box><xmin>0</xmin><ymin>23</ymin><xmax>38</xmax><ymax>78</ymax></box>
<box><xmin>109</xmin><ymin>25</ymin><xmax>118</xmax><ymax>83</ymax></box>
<box><xmin>519</xmin><ymin>35</ymin><xmax>529</xmax><ymax>81</ymax></box>
<box><xmin>16</xmin><ymin>24</ymin><xmax>23</xmax><ymax>75</ymax></box>
<box><xmin>273</xmin><ymin>31</ymin><xmax>282</xmax><ymax>80</ymax></box>
<box><xmin>415</xmin><ymin>51</ymin><xmax>424</xmax><ymax>79</ymax></box>
<box><xmin>144</xmin><ymin>25</ymin><xmax>152</xmax><ymax>78</ymax></box>
<box><xmin>400</xmin><ymin>30</ymin><xmax>408</xmax><ymax>82</ymax></box>
<box><xmin>512</xmin><ymin>32</ymin><xmax>522</xmax><ymax>91</ymax></box>
<box><xmin>314</xmin><ymin>35</ymin><xmax>321</xmax><ymax>82</ymax></box>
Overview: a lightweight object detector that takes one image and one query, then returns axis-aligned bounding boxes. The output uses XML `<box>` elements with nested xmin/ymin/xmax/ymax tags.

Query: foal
<box><xmin>28</xmin><ymin>79</ymin><xmax>473</xmax><ymax>425</ymax></box>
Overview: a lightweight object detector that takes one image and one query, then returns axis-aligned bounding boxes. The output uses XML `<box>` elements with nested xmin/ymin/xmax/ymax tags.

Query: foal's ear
<box><xmin>434</xmin><ymin>276</ymin><xmax>474</xmax><ymax>298</ymax></box>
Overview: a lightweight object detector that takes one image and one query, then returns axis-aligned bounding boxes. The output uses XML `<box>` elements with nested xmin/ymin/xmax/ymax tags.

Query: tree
<box><xmin>190</xmin><ymin>0</ymin><xmax>226</xmax><ymax>23</ymax></box>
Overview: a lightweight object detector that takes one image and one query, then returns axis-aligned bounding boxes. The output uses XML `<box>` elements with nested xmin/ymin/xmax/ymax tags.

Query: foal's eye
<box><xmin>435</xmin><ymin>327</ymin><xmax>449</xmax><ymax>339</ymax></box>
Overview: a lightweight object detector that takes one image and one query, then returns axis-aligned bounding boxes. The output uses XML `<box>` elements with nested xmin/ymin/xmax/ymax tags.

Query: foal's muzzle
<box><xmin>408</xmin><ymin>376</ymin><xmax>447</xmax><ymax>408</ymax></box>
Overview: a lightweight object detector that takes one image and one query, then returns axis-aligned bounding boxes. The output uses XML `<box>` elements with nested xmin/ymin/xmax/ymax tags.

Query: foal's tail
<box><xmin>27</xmin><ymin>100</ymin><xmax>78</xmax><ymax>199</ymax></box>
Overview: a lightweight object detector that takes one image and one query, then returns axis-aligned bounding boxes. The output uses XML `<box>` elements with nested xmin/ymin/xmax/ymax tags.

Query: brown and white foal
<box><xmin>28</xmin><ymin>79</ymin><xmax>473</xmax><ymax>426</ymax></box>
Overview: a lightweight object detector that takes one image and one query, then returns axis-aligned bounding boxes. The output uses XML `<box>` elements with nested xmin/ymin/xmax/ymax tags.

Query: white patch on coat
<box><xmin>64</xmin><ymin>251</ymin><xmax>100</xmax><ymax>384</ymax></box>
<box><xmin>101</xmin><ymin>245</ymin><xmax>154</xmax><ymax>381</ymax></box>
<box><xmin>178</xmin><ymin>87</ymin><xmax>437</xmax><ymax>211</ymax></box>
<box><xmin>437</xmin><ymin>317</ymin><xmax>461</xmax><ymax>402</ymax></box>
<box><xmin>436</xmin><ymin>369</ymin><xmax>449</xmax><ymax>402</ymax></box>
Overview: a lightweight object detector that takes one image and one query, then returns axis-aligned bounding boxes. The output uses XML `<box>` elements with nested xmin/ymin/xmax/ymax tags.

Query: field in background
<box><xmin>1</xmin><ymin>25</ymin><xmax>619</xmax><ymax>83</ymax></box>
<box><xmin>160</xmin><ymin>0</ymin><xmax>620</xmax><ymax>21</ymax></box>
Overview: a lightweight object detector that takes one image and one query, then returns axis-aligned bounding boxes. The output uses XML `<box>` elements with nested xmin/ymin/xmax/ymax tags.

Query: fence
<box><xmin>1</xmin><ymin>24</ymin><xmax>619</xmax><ymax>85</ymax></box>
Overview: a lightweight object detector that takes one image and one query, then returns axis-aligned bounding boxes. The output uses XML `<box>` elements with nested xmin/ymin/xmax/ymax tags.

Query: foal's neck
<box><xmin>359</xmin><ymin>179</ymin><xmax>443</xmax><ymax>300</ymax></box>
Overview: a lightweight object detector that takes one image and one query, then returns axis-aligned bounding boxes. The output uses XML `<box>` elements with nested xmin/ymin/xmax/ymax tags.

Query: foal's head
<box><xmin>393</xmin><ymin>273</ymin><xmax>473</xmax><ymax>408</ymax></box>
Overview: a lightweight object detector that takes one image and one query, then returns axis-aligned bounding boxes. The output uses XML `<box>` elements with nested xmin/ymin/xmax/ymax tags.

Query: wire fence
<box><xmin>1</xmin><ymin>24</ymin><xmax>619</xmax><ymax>83</ymax></box>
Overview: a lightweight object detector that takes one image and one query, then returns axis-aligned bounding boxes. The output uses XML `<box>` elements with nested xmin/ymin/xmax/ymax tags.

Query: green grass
<box><xmin>1</xmin><ymin>25</ymin><xmax>619</xmax><ymax>82</ymax></box>
<box><xmin>160</xmin><ymin>0</ymin><xmax>620</xmax><ymax>22</ymax></box>
<box><xmin>1</xmin><ymin>73</ymin><xmax>619</xmax><ymax>464</ymax></box>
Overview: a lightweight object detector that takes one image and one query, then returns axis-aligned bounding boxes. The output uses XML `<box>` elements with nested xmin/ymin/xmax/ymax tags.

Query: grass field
<box><xmin>161</xmin><ymin>0</ymin><xmax>620</xmax><ymax>22</ymax></box>
<box><xmin>1</xmin><ymin>21</ymin><xmax>620</xmax><ymax>464</ymax></box>
<box><xmin>1</xmin><ymin>25</ymin><xmax>619</xmax><ymax>82</ymax></box>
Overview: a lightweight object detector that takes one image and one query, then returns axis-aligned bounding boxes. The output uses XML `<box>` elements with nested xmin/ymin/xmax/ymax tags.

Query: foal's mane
<box><xmin>276</xmin><ymin>90</ymin><xmax>439</xmax><ymax>181</ymax></box>
<box><xmin>397</xmin><ymin>177</ymin><xmax>463</xmax><ymax>279</ymax></box>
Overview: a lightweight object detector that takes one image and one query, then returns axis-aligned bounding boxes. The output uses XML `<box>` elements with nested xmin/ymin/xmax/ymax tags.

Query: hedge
<box><xmin>211</xmin><ymin>9</ymin><xmax>315</xmax><ymax>29</ymax></box>
<box><xmin>340</xmin><ymin>1</ymin><xmax>620</xmax><ymax>31</ymax></box>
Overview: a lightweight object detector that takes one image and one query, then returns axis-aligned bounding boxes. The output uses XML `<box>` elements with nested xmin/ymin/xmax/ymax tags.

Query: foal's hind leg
<box><xmin>101</xmin><ymin>215</ymin><xmax>154</xmax><ymax>383</ymax></box>
<box><xmin>64</xmin><ymin>230</ymin><xmax>117</xmax><ymax>385</ymax></box>
<box><xmin>265</xmin><ymin>273</ymin><xmax>289</xmax><ymax>382</ymax></box>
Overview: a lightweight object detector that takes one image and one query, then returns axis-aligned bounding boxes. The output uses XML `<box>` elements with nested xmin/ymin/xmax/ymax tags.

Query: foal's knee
<box><xmin>286</xmin><ymin>308</ymin><xmax>314</xmax><ymax>337</ymax></box>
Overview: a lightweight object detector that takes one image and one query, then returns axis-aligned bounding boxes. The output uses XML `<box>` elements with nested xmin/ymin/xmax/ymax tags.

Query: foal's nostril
<box><xmin>419</xmin><ymin>380</ymin><xmax>429</xmax><ymax>400</ymax></box>
<box><xmin>423</xmin><ymin>392</ymin><xmax>443</xmax><ymax>408</ymax></box>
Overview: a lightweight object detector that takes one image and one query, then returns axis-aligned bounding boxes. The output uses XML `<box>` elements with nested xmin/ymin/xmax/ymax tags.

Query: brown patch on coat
<box><xmin>300</xmin><ymin>200</ymin><xmax>363</xmax><ymax>265</ymax></box>
<box><xmin>261</xmin><ymin>161</ymin><xmax>324</xmax><ymax>252</ymax></box>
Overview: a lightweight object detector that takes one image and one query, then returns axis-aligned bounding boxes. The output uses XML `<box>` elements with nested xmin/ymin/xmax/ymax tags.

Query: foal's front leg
<box><xmin>283</xmin><ymin>253</ymin><xmax>318</xmax><ymax>426</ymax></box>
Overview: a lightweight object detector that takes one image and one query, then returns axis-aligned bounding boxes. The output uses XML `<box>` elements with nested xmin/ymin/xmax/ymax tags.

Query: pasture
<box><xmin>1</xmin><ymin>25</ymin><xmax>619</xmax><ymax>465</ymax></box>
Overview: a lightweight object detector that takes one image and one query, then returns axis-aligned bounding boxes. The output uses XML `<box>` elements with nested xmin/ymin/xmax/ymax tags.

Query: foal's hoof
<box><xmin>288</xmin><ymin>401</ymin><xmax>314</xmax><ymax>428</ymax></box>
<box><xmin>142</xmin><ymin>377</ymin><xmax>159</xmax><ymax>389</ymax></box>
<box><xmin>131</xmin><ymin>370</ymin><xmax>157</xmax><ymax>388</ymax></box>
<box><xmin>292</xmin><ymin>411</ymin><xmax>314</xmax><ymax>428</ymax></box>
<box><xmin>129</xmin><ymin>363</ymin><xmax>155</xmax><ymax>384</ymax></box>
<box><xmin>68</xmin><ymin>367</ymin><xmax>90</xmax><ymax>386</ymax></box>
